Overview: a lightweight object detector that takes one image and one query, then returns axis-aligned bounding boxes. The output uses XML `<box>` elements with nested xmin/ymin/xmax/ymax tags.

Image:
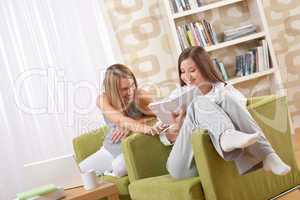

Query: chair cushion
<box><xmin>128</xmin><ymin>175</ymin><xmax>204</xmax><ymax>200</ymax></box>
<box><xmin>100</xmin><ymin>175</ymin><xmax>130</xmax><ymax>195</ymax></box>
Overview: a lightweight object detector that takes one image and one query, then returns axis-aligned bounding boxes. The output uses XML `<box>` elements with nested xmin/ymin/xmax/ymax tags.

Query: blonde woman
<box><xmin>79</xmin><ymin>64</ymin><xmax>157</xmax><ymax>176</ymax></box>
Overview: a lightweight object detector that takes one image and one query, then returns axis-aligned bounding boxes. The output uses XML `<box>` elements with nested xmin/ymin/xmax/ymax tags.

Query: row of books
<box><xmin>211</xmin><ymin>40</ymin><xmax>271</xmax><ymax>80</ymax></box>
<box><xmin>223</xmin><ymin>24</ymin><xmax>257</xmax><ymax>42</ymax></box>
<box><xmin>170</xmin><ymin>0</ymin><xmax>203</xmax><ymax>13</ymax></box>
<box><xmin>176</xmin><ymin>19</ymin><xmax>218</xmax><ymax>50</ymax></box>
<box><xmin>235</xmin><ymin>40</ymin><xmax>270</xmax><ymax>77</ymax></box>
<box><xmin>16</xmin><ymin>184</ymin><xmax>65</xmax><ymax>200</ymax></box>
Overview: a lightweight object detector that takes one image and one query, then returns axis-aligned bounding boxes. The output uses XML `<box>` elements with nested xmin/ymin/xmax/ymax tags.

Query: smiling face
<box><xmin>180</xmin><ymin>57</ymin><xmax>207</xmax><ymax>87</ymax></box>
<box><xmin>177</xmin><ymin>47</ymin><xmax>225</xmax><ymax>89</ymax></box>
<box><xmin>119</xmin><ymin>77</ymin><xmax>136</xmax><ymax>105</ymax></box>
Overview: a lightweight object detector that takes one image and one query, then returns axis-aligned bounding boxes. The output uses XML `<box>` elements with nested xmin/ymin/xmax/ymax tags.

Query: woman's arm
<box><xmin>97</xmin><ymin>94</ymin><xmax>153</xmax><ymax>134</ymax></box>
<box><xmin>135</xmin><ymin>89</ymin><xmax>155</xmax><ymax>116</ymax></box>
<box><xmin>163</xmin><ymin>107</ymin><xmax>187</xmax><ymax>144</ymax></box>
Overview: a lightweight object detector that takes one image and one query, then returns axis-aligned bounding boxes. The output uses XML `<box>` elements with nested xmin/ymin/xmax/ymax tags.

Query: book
<box><xmin>148</xmin><ymin>86</ymin><xmax>201</xmax><ymax>125</ymax></box>
<box><xmin>176</xmin><ymin>19</ymin><xmax>217</xmax><ymax>50</ymax></box>
<box><xmin>194</xmin><ymin>22</ymin><xmax>207</xmax><ymax>47</ymax></box>
<box><xmin>223</xmin><ymin>24</ymin><xmax>257</xmax><ymax>41</ymax></box>
<box><xmin>234</xmin><ymin>48</ymin><xmax>261</xmax><ymax>77</ymax></box>
<box><xmin>256</xmin><ymin>46</ymin><xmax>264</xmax><ymax>71</ymax></box>
<box><xmin>28</xmin><ymin>188</ymin><xmax>65</xmax><ymax>200</ymax></box>
<box><xmin>196</xmin><ymin>0</ymin><xmax>202</xmax><ymax>7</ymax></box>
<box><xmin>212</xmin><ymin>59</ymin><xmax>228</xmax><ymax>80</ymax></box>
<box><xmin>16</xmin><ymin>184</ymin><xmax>64</xmax><ymax>200</ymax></box>
<box><xmin>185</xmin><ymin>24</ymin><xmax>196</xmax><ymax>46</ymax></box>
<box><xmin>262</xmin><ymin>39</ymin><xmax>270</xmax><ymax>70</ymax></box>
<box><xmin>218</xmin><ymin>62</ymin><xmax>229</xmax><ymax>80</ymax></box>
<box><xmin>190</xmin><ymin>23</ymin><xmax>201</xmax><ymax>46</ymax></box>
<box><xmin>170</xmin><ymin>0</ymin><xmax>178</xmax><ymax>13</ymax></box>
<box><xmin>171</xmin><ymin>0</ymin><xmax>201</xmax><ymax>12</ymax></box>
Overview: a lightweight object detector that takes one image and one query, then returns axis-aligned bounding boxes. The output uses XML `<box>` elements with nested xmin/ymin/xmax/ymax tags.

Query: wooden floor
<box><xmin>277</xmin><ymin>129</ymin><xmax>300</xmax><ymax>200</ymax></box>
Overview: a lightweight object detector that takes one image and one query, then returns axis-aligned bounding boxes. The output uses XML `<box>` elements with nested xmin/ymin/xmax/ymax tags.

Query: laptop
<box><xmin>23</xmin><ymin>154</ymin><xmax>83</xmax><ymax>190</ymax></box>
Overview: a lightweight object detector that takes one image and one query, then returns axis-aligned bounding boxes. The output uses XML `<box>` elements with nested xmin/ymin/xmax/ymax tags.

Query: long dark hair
<box><xmin>177</xmin><ymin>46</ymin><xmax>225</xmax><ymax>86</ymax></box>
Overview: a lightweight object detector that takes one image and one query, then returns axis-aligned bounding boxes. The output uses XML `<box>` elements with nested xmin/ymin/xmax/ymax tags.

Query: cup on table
<box><xmin>81</xmin><ymin>170</ymin><xmax>99</xmax><ymax>190</ymax></box>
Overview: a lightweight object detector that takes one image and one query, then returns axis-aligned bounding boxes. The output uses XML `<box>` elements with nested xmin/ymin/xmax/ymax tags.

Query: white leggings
<box><xmin>79</xmin><ymin>147</ymin><xmax>127</xmax><ymax>177</ymax></box>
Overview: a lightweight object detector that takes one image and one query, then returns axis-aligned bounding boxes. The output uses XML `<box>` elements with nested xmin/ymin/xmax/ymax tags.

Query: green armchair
<box><xmin>72</xmin><ymin>126</ymin><xmax>131</xmax><ymax>200</ymax></box>
<box><xmin>122</xmin><ymin>95</ymin><xmax>300</xmax><ymax>200</ymax></box>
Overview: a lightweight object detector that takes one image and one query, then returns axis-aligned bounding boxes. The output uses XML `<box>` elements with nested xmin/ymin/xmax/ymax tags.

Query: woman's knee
<box><xmin>167</xmin><ymin>163</ymin><xmax>197</xmax><ymax>179</ymax></box>
<box><xmin>111</xmin><ymin>155</ymin><xmax>127</xmax><ymax>177</ymax></box>
<box><xmin>79</xmin><ymin>147</ymin><xmax>113</xmax><ymax>173</ymax></box>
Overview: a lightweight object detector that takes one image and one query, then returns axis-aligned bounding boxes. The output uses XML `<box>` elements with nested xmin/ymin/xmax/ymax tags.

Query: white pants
<box><xmin>167</xmin><ymin>95</ymin><xmax>274</xmax><ymax>179</ymax></box>
<box><xmin>79</xmin><ymin>146</ymin><xmax>127</xmax><ymax>177</ymax></box>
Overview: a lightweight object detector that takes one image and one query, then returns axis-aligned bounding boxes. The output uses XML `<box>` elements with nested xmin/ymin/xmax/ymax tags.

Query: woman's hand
<box><xmin>171</xmin><ymin>106</ymin><xmax>187</xmax><ymax>127</ymax></box>
<box><xmin>111</xmin><ymin>128</ymin><xmax>130</xmax><ymax>143</ymax></box>
<box><xmin>165</xmin><ymin>106</ymin><xmax>187</xmax><ymax>143</ymax></box>
<box><xmin>152</xmin><ymin>120</ymin><xmax>169</xmax><ymax>134</ymax></box>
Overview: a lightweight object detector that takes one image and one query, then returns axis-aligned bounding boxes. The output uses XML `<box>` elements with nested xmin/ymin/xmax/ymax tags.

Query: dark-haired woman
<box><xmin>161</xmin><ymin>46</ymin><xmax>290</xmax><ymax>179</ymax></box>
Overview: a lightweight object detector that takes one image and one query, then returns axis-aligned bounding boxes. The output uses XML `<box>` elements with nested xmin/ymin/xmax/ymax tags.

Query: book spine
<box><xmin>189</xmin><ymin>0</ymin><xmax>198</xmax><ymax>9</ymax></box>
<box><xmin>196</xmin><ymin>0</ymin><xmax>202</xmax><ymax>7</ymax></box>
<box><xmin>195</xmin><ymin>22</ymin><xmax>207</xmax><ymax>46</ymax></box>
<box><xmin>185</xmin><ymin>24</ymin><xmax>196</xmax><ymax>46</ymax></box>
<box><xmin>257</xmin><ymin>46</ymin><xmax>264</xmax><ymax>72</ymax></box>
<box><xmin>178</xmin><ymin>25</ymin><xmax>189</xmax><ymax>49</ymax></box>
<box><xmin>235</xmin><ymin>55</ymin><xmax>243</xmax><ymax>77</ymax></box>
<box><xmin>192</xmin><ymin>23</ymin><xmax>204</xmax><ymax>47</ymax></box>
<box><xmin>207</xmin><ymin>20</ymin><xmax>218</xmax><ymax>44</ymax></box>
<box><xmin>203</xmin><ymin>19</ymin><xmax>216</xmax><ymax>45</ymax></box>
<box><xmin>170</xmin><ymin>0</ymin><xmax>179</xmax><ymax>13</ymax></box>
<box><xmin>175</xmin><ymin>0</ymin><xmax>184</xmax><ymax>12</ymax></box>
<box><xmin>262</xmin><ymin>39</ymin><xmax>270</xmax><ymax>70</ymax></box>
<box><xmin>249</xmin><ymin>48</ymin><xmax>257</xmax><ymax>73</ymax></box>
<box><xmin>201</xmin><ymin>20</ymin><xmax>212</xmax><ymax>45</ymax></box>
<box><xmin>190</xmin><ymin>23</ymin><xmax>200</xmax><ymax>46</ymax></box>
<box><xmin>179</xmin><ymin>0</ymin><xmax>187</xmax><ymax>11</ymax></box>
<box><xmin>212</xmin><ymin>58</ymin><xmax>224</xmax><ymax>79</ymax></box>
<box><xmin>184</xmin><ymin>0</ymin><xmax>191</xmax><ymax>10</ymax></box>
<box><xmin>218</xmin><ymin>62</ymin><xmax>229</xmax><ymax>80</ymax></box>
<box><xmin>176</xmin><ymin>27</ymin><xmax>185</xmax><ymax>50</ymax></box>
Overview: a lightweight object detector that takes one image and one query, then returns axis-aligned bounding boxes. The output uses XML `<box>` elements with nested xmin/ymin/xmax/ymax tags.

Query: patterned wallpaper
<box><xmin>103</xmin><ymin>0</ymin><xmax>300</xmax><ymax>129</ymax></box>
<box><xmin>263</xmin><ymin>0</ymin><xmax>300</xmax><ymax>129</ymax></box>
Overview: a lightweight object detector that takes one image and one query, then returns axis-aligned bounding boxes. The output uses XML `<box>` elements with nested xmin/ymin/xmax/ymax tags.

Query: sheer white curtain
<box><xmin>0</xmin><ymin>0</ymin><xmax>119</xmax><ymax>199</ymax></box>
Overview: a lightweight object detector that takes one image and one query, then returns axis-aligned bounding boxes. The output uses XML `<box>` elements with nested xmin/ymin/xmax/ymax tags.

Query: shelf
<box><xmin>228</xmin><ymin>68</ymin><xmax>275</xmax><ymax>85</ymax></box>
<box><xmin>172</xmin><ymin>0</ymin><xmax>244</xmax><ymax>19</ymax></box>
<box><xmin>205</xmin><ymin>32</ymin><xmax>265</xmax><ymax>52</ymax></box>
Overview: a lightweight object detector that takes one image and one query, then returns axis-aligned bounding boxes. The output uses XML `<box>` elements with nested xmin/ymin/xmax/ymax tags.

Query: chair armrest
<box><xmin>246</xmin><ymin>95</ymin><xmax>276</xmax><ymax>107</ymax></box>
<box><xmin>122</xmin><ymin>133</ymin><xmax>172</xmax><ymax>182</ymax></box>
<box><xmin>72</xmin><ymin>126</ymin><xmax>108</xmax><ymax>163</ymax></box>
<box><xmin>191</xmin><ymin>95</ymin><xmax>300</xmax><ymax>200</ymax></box>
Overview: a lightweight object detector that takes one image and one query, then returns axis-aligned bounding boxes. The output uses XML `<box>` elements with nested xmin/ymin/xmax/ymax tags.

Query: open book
<box><xmin>148</xmin><ymin>86</ymin><xmax>201</xmax><ymax>125</ymax></box>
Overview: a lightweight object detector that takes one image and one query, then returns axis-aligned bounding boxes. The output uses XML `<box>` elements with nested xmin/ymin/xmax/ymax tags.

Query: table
<box><xmin>63</xmin><ymin>182</ymin><xmax>120</xmax><ymax>200</ymax></box>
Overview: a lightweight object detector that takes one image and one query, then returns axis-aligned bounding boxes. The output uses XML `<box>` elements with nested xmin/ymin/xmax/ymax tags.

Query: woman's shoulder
<box><xmin>97</xmin><ymin>93</ymin><xmax>109</xmax><ymax>108</ymax></box>
<box><xmin>169</xmin><ymin>85</ymin><xmax>194</xmax><ymax>98</ymax></box>
<box><xmin>221</xmin><ymin>82</ymin><xmax>247</xmax><ymax>106</ymax></box>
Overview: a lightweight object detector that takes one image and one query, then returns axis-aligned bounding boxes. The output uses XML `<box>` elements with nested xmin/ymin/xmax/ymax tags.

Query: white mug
<box><xmin>81</xmin><ymin>170</ymin><xmax>99</xmax><ymax>190</ymax></box>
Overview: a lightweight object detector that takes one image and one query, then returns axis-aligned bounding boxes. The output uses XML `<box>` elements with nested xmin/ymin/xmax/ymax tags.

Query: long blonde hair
<box><xmin>103</xmin><ymin>64</ymin><xmax>137</xmax><ymax>114</ymax></box>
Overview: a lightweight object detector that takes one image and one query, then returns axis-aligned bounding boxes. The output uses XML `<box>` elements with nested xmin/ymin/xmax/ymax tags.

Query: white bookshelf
<box><xmin>160</xmin><ymin>0</ymin><xmax>285</xmax><ymax>96</ymax></box>
<box><xmin>228</xmin><ymin>68</ymin><xmax>275</xmax><ymax>85</ymax></box>
<box><xmin>172</xmin><ymin>0</ymin><xmax>244</xmax><ymax>19</ymax></box>
<box><xmin>205</xmin><ymin>32</ymin><xmax>265</xmax><ymax>52</ymax></box>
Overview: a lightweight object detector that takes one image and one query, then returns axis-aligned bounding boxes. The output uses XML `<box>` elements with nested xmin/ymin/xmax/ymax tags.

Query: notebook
<box><xmin>148</xmin><ymin>86</ymin><xmax>201</xmax><ymax>125</ymax></box>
